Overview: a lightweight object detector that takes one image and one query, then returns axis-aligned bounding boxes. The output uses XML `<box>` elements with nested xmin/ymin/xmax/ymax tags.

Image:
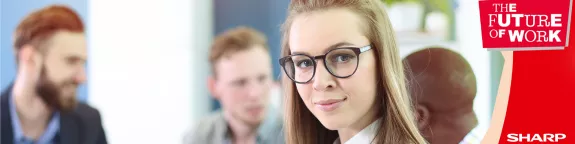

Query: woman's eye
<box><xmin>332</xmin><ymin>54</ymin><xmax>354</xmax><ymax>63</ymax></box>
<box><xmin>296</xmin><ymin>59</ymin><xmax>312</xmax><ymax>68</ymax></box>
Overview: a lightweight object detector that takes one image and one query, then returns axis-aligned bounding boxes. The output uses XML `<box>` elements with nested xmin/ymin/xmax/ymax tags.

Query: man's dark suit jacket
<box><xmin>1</xmin><ymin>84</ymin><xmax>108</xmax><ymax>144</ymax></box>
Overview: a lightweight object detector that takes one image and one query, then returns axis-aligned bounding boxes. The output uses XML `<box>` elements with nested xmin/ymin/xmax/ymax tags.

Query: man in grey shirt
<box><xmin>183</xmin><ymin>26</ymin><xmax>284</xmax><ymax>144</ymax></box>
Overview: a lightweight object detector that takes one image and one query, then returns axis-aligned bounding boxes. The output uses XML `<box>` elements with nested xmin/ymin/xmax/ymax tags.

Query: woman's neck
<box><xmin>337</xmin><ymin>108</ymin><xmax>379</xmax><ymax>143</ymax></box>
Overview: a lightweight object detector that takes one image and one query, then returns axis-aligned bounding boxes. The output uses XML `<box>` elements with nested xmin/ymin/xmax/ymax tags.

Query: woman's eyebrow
<box><xmin>291</xmin><ymin>41</ymin><xmax>355</xmax><ymax>55</ymax></box>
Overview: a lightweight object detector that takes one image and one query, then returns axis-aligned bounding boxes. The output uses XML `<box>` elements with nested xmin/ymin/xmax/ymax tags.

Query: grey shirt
<box><xmin>183</xmin><ymin>110</ymin><xmax>284</xmax><ymax>144</ymax></box>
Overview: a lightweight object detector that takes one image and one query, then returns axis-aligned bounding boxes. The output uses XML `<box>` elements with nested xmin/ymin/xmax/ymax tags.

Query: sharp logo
<box><xmin>507</xmin><ymin>133</ymin><xmax>566</xmax><ymax>143</ymax></box>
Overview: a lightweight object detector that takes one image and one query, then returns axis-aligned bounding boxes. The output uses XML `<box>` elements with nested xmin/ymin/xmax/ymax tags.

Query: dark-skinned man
<box><xmin>404</xmin><ymin>47</ymin><xmax>487</xmax><ymax>144</ymax></box>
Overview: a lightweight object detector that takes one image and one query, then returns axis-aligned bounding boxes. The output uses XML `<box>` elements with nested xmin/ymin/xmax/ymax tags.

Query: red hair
<box><xmin>13</xmin><ymin>4</ymin><xmax>84</xmax><ymax>51</ymax></box>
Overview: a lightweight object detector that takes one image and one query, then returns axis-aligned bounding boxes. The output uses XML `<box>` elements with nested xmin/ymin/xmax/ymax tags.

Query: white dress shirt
<box><xmin>334</xmin><ymin>119</ymin><xmax>381</xmax><ymax>144</ymax></box>
<box><xmin>459</xmin><ymin>124</ymin><xmax>488</xmax><ymax>144</ymax></box>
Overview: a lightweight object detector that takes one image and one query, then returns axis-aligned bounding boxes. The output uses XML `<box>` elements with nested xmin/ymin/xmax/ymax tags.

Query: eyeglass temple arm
<box><xmin>360</xmin><ymin>46</ymin><xmax>372</xmax><ymax>53</ymax></box>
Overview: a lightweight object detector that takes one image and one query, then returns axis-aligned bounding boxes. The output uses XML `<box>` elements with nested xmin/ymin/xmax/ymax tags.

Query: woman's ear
<box><xmin>415</xmin><ymin>104</ymin><xmax>431</xmax><ymax>130</ymax></box>
<box><xmin>207</xmin><ymin>75</ymin><xmax>219</xmax><ymax>100</ymax></box>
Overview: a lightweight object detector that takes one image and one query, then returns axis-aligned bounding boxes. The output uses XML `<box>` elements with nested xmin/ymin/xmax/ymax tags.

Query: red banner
<box><xmin>479</xmin><ymin>0</ymin><xmax>572</xmax><ymax>50</ymax></box>
<box><xmin>493</xmin><ymin>1</ymin><xmax>575</xmax><ymax>143</ymax></box>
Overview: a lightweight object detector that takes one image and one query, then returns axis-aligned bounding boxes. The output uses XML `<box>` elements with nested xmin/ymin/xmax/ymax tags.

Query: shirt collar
<box><xmin>459</xmin><ymin>124</ymin><xmax>488</xmax><ymax>144</ymax></box>
<box><xmin>223</xmin><ymin>130</ymin><xmax>264</xmax><ymax>144</ymax></box>
<box><xmin>222</xmin><ymin>120</ymin><xmax>266</xmax><ymax>144</ymax></box>
<box><xmin>334</xmin><ymin>118</ymin><xmax>381</xmax><ymax>144</ymax></box>
<box><xmin>222</xmin><ymin>107</ymin><xmax>281</xmax><ymax>144</ymax></box>
<box><xmin>9</xmin><ymin>95</ymin><xmax>61</xmax><ymax>143</ymax></box>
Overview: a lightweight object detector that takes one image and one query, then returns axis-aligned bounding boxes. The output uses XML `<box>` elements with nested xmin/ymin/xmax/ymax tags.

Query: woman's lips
<box><xmin>247</xmin><ymin>106</ymin><xmax>264</xmax><ymax>116</ymax></box>
<box><xmin>314</xmin><ymin>98</ymin><xmax>347</xmax><ymax>112</ymax></box>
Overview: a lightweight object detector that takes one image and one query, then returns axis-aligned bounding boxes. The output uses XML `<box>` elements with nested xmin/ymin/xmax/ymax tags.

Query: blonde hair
<box><xmin>280</xmin><ymin>0</ymin><xmax>427</xmax><ymax>143</ymax></box>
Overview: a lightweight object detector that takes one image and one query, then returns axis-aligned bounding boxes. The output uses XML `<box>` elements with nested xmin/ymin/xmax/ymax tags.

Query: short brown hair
<box><xmin>14</xmin><ymin>5</ymin><xmax>84</xmax><ymax>53</ymax></box>
<box><xmin>209</xmin><ymin>26</ymin><xmax>269</xmax><ymax>75</ymax></box>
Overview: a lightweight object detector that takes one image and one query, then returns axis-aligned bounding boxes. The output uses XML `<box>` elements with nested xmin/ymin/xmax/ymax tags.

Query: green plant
<box><xmin>382</xmin><ymin>0</ymin><xmax>456</xmax><ymax>41</ymax></box>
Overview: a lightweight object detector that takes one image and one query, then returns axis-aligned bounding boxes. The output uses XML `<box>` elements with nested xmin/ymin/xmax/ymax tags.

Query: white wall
<box><xmin>87</xmin><ymin>0</ymin><xmax>212</xmax><ymax>143</ymax></box>
<box><xmin>456</xmin><ymin>0</ymin><xmax>492</xmax><ymax>128</ymax></box>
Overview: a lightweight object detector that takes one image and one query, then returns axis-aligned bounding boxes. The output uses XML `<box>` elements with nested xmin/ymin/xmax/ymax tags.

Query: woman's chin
<box><xmin>318</xmin><ymin>119</ymin><xmax>348</xmax><ymax>130</ymax></box>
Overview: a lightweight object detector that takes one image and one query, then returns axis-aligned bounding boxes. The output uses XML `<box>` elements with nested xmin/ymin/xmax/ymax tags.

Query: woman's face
<box><xmin>288</xmin><ymin>8</ymin><xmax>379</xmax><ymax>130</ymax></box>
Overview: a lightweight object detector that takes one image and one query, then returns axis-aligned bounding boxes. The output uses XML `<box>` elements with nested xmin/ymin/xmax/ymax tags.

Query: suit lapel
<box><xmin>1</xmin><ymin>85</ymin><xmax>15</xmax><ymax>144</ymax></box>
<box><xmin>60</xmin><ymin>112</ymin><xmax>81</xmax><ymax>144</ymax></box>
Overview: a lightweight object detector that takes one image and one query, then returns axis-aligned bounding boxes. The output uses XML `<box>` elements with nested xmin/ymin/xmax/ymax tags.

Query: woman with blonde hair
<box><xmin>278</xmin><ymin>0</ymin><xmax>427</xmax><ymax>143</ymax></box>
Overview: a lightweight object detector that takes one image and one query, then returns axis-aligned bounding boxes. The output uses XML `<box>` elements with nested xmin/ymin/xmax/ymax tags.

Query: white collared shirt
<box><xmin>459</xmin><ymin>124</ymin><xmax>488</xmax><ymax>144</ymax></box>
<box><xmin>334</xmin><ymin>119</ymin><xmax>381</xmax><ymax>144</ymax></box>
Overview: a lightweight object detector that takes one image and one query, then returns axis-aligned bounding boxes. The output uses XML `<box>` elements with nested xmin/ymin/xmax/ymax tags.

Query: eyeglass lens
<box><xmin>283</xmin><ymin>48</ymin><xmax>359</xmax><ymax>83</ymax></box>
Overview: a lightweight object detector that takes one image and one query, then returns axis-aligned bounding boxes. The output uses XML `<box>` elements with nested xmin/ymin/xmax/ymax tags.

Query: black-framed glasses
<box><xmin>279</xmin><ymin>45</ymin><xmax>372</xmax><ymax>84</ymax></box>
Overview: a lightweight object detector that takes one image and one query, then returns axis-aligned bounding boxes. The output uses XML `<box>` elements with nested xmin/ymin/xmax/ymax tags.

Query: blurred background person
<box><xmin>183</xmin><ymin>26</ymin><xmax>283</xmax><ymax>144</ymax></box>
<box><xmin>279</xmin><ymin>0</ymin><xmax>426</xmax><ymax>143</ymax></box>
<box><xmin>0</xmin><ymin>5</ymin><xmax>107</xmax><ymax>144</ymax></box>
<box><xmin>404</xmin><ymin>47</ymin><xmax>486</xmax><ymax>144</ymax></box>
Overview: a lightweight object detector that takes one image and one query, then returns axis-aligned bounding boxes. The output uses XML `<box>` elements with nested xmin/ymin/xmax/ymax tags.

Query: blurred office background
<box><xmin>0</xmin><ymin>0</ymin><xmax>502</xmax><ymax>143</ymax></box>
